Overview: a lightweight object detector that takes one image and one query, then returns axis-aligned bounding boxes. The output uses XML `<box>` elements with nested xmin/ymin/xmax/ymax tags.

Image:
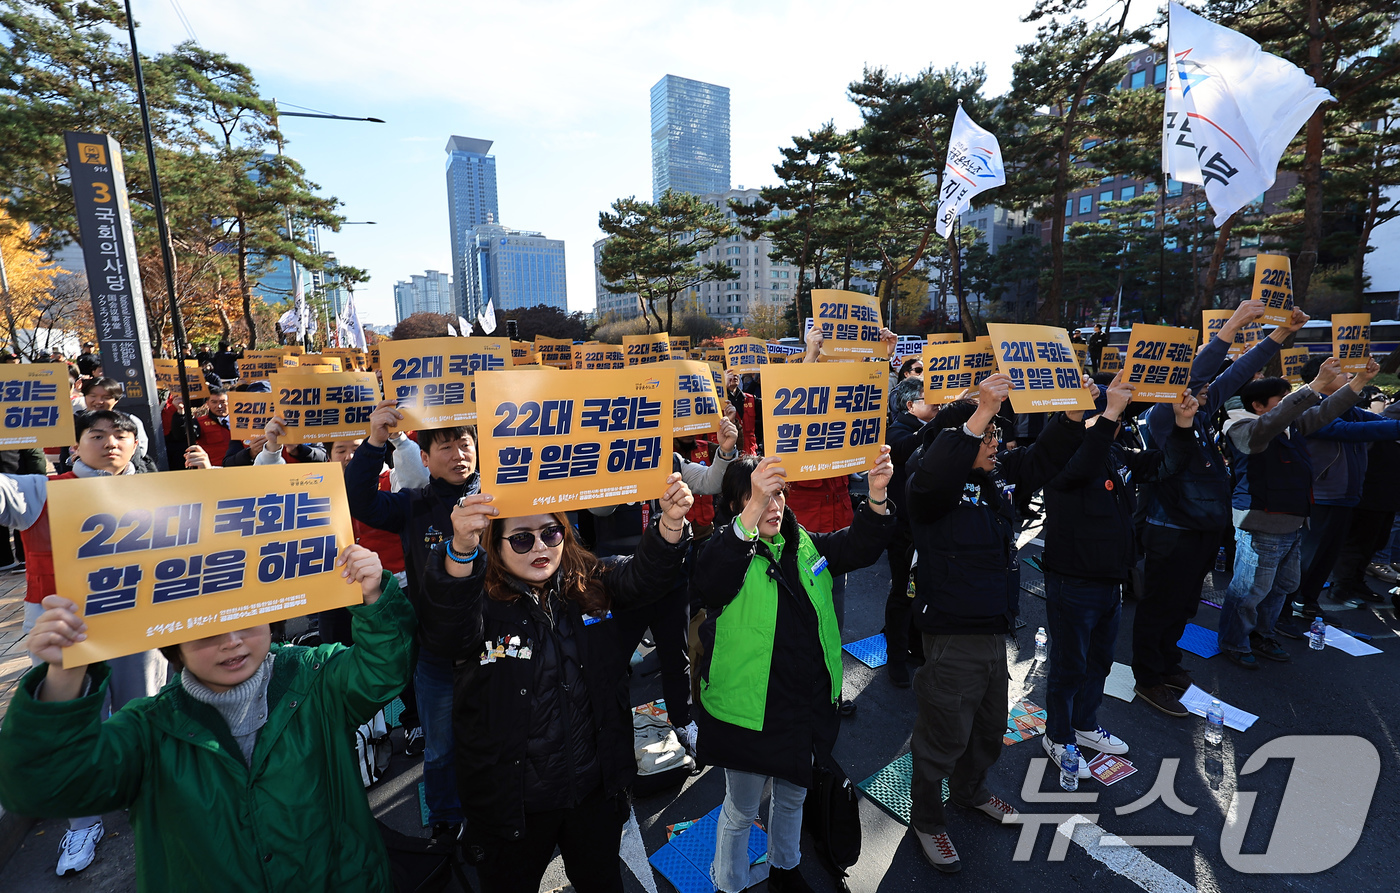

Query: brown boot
<box><xmin>1135</xmin><ymin>683</ymin><xmax>1188</xmax><ymax>717</ymax></box>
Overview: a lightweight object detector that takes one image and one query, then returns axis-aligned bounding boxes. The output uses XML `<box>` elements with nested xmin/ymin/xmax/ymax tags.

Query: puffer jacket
<box><xmin>786</xmin><ymin>474</ymin><xmax>854</xmax><ymax>534</ymax></box>
<box><xmin>0</xmin><ymin>575</ymin><xmax>415</xmax><ymax>893</ymax></box>
<box><xmin>417</xmin><ymin>523</ymin><xmax>689</xmax><ymax>842</ymax></box>
<box><xmin>693</xmin><ymin>502</ymin><xmax>894</xmax><ymax>787</ymax></box>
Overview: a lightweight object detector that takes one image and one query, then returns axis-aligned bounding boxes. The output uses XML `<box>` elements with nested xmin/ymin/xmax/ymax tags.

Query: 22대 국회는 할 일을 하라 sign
<box><xmin>761</xmin><ymin>362</ymin><xmax>885</xmax><ymax>482</ymax></box>
<box><xmin>0</xmin><ymin>365</ymin><xmax>72</xmax><ymax>450</ymax></box>
<box><xmin>48</xmin><ymin>464</ymin><xmax>357</xmax><ymax>665</ymax></box>
<box><xmin>1332</xmin><ymin>313</ymin><xmax>1371</xmax><ymax>372</ymax></box>
<box><xmin>379</xmin><ymin>336</ymin><xmax>511</xmax><ymax>428</ymax></box>
<box><xmin>921</xmin><ymin>340</ymin><xmax>995</xmax><ymax>404</ymax></box>
<box><xmin>1122</xmin><ymin>324</ymin><xmax>1196</xmax><ymax>402</ymax></box>
<box><xmin>985</xmin><ymin>324</ymin><xmax>1095</xmax><ymax>413</ymax></box>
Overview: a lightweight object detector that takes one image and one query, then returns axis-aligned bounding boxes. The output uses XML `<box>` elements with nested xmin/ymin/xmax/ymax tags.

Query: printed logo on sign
<box><xmin>636</xmin><ymin>379</ymin><xmax>662</xmax><ymax>391</ymax></box>
<box><xmin>78</xmin><ymin>142</ymin><xmax>107</xmax><ymax>165</ymax></box>
<box><xmin>292</xmin><ymin>474</ymin><xmax>325</xmax><ymax>487</ymax></box>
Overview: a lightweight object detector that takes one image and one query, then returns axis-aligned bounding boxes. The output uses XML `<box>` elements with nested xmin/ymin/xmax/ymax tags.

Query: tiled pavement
<box><xmin>0</xmin><ymin>571</ymin><xmax>29</xmax><ymax>723</ymax></box>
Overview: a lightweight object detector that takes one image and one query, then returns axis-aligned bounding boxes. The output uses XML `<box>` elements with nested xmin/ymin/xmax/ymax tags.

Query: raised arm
<box><xmin>320</xmin><ymin>546</ymin><xmax>417</xmax><ymax>725</ymax></box>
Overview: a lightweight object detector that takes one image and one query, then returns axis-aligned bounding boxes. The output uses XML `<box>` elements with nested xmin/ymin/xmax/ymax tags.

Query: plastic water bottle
<box><xmin>1034</xmin><ymin>627</ymin><xmax>1049</xmax><ymax>663</ymax></box>
<box><xmin>1205</xmin><ymin>699</ymin><xmax>1225</xmax><ymax>746</ymax></box>
<box><xmin>1309</xmin><ymin>617</ymin><xmax>1326</xmax><ymax>651</ymax></box>
<box><xmin>1059</xmin><ymin>744</ymin><xmax>1080</xmax><ymax>792</ymax></box>
<box><xmin>1215</xmin><ymin>547</ymin><xmax>1227</xmax><ymax>573</ymax></box>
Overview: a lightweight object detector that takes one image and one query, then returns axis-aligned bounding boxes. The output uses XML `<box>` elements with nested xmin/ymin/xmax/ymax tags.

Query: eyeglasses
<box><xmin>911</xmin><ymin>366</ymin><xmax>924</xmax><ymax>374</ymax></box>
<box><xmin>980</xmin><ymin>427</ymin><xmax>1001</xmax><ymax>446</ymax></box>
<box><xmin>504</xmin><ymin>524</ymin><xmax>566</xmax><ymax>554</ymax></box>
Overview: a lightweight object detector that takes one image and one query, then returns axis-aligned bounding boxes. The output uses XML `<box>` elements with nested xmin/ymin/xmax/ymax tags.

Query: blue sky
<box><xmin>137</xmin><ymin>0</ymin><xmax>1158</xmax><ymax>325</ymax></box>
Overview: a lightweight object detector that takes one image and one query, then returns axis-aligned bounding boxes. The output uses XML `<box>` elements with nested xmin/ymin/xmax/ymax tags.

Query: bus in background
<box><xmin>1293</xmin><ymin>318</ymin><xmax>1399</xmax><ymax>361</ymax></box>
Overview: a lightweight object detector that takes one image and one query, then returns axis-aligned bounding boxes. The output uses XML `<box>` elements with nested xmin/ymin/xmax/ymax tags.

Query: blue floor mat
<box><xmin>384</xmin><ymin>697</ymin><xmax>405</xmax><ymax>729</ymax></box>
<box><xmin>843</xmin><ymin>633</ymin><xmax>888</xmax><ymax>669</ymax></box>
<box><xmin>856</xmin><ymin>753</ymin><xmax>949</xmax><ymax>825</ymax></box>
<box><xmin>649</xmin><ymin>805</ymin><xmax>767</xmax><ymax>893</ymax></box>
<box><xmin>1178</xmin><ymin>622</ymin><xmax>1221</xmax><ymax>659</ymax></box>
<box><xmin>418</xmin><ymin>781</ymin><xmax>429</xmax><ymax>827</ymax></box>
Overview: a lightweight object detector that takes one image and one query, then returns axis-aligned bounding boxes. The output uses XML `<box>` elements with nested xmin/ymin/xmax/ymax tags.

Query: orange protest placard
<box><xmin>986</xmin><ymin>324</ymin><xmax>1095</xmax><ymax>413</ymax></box>
<box><xmin>669</xmin><ymin>336</ymin><xmax>690</xmax><ymax>359</ymax></box>
<box><xmin>510</xmin><ymin>340</ymin><xmax>536</xmax><ymax>365</ymax></box>
<box><xmin>1123</xmin><ymin>324</ymin><xmax>1195</xmax><ymax>402</ymax></box>
<box><xmin>1332</xmin><ymin>313</ymin><xmax>1371</xmax><ymax>372</ymax></box>
<box><xmin>535</xmin><ymin>336</ymin><xmax>573</xmax><ymax>368</ymax></box>
<box><xmin>921</xmin><ymin>341</ymin><xmax>996</xmax><ymax>404</ymax></box>
<box><xmin>659</xmin><ymin>359</ymin><xmax>722</xmax><ymax>436</ymax></box>
<box><xmin>229</xmin><ymin>391</ymin><xmax>275</xmax><ymax>443</ymax></box>
<box><xmin>299</xmin><ymin>355</ymin><xmax>344</xmax><ymax>372</ymax></box>
<box><xmin>1072</xmin><ymin>343</ymin><xmax>1089</xmax><ymax>372</ymax></box>
<box><xmin>761</xmin><ymin>361</ymin><xmax>885</xmax><ymax>482</ymax></box>
<box><xmin>379</xmin><ymin>336</ymin><xmax>511</xmax><ymax>428</ymax></box>
<box><xmin>270</xmin><ymin>371</ymin><xmax>381</xmax><ymax>444</ymax></box>
<box><xmin>49</xmin><ymin>464</ymin><xmax>356</xmax><ymax>665</ymax></box>
<box><xmin>0</xmin><ymin>365</ymin><xmax>71</xmax><ymax>450</ymax></box>
<box><xmin>623</xmin><ymin>333</ymin><xmax>672</xmax><ymax>366</ymax></box>
<box><xmin>1280</xmin><ymin>347</ymin><xmax>1310</xmax><ymax>383</ymax></box>
<box><xmin>810</xmin><ymin>289</ymin><xmax>886</xmax><ymax>358</ymax></box>
<box><xmin>1099</xmin><ymin>347</ymin><xmax>1124</xmax><ymax>373</ymax></box>
<box><xmin>1201</xmin><ymin>310</ymin><xmax>1259</xmax><ymax>359</ymax></box>
<box><xmin>474</xmin><ymin>368</ymin><xmax>675</xmax><ymax>516</ymax></box>
<box><xmin>1250</xmin><ymin>254</ymin><xmax>1294</xmax><ymax>326</ymax></box>
<box><xmin>926</xmin><ymin>332</ymin><xmax>963</xmax><ymax>345</ymax></box>
<box><xmin>153</xmin><ymin>359</ymin><xmax>208</xmax><ymax>398</ymax></box>
<box><xmin>574</xmin><ymin>343</ymin><xmax>616</xmax><ymax>370</ymax></box>
<box><xmin>724</xmin><ymin>337</ymin><xmax>770</xmax><ymax>373</ymax></box>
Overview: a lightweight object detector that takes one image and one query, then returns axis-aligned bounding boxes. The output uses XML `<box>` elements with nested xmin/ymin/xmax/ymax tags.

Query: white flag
<box><xmin>340</xmin><ymin>292</ymin><xmax>366</xmax><ymax>349</ymax></box>
<box><xmin>292</xmin><ymin>266</ymin><xmax>308</xmax><ymax>340</ymax></box>
<box><xmin>936</xmin><ymin>105</ymin><xmax>1006</xmax><ymax>238</ymax></box>
<box><xmin>1163</xmin><ymin>2</ymin><xmax>1332</xmax><ymax>226</ymax></box>
<box><xmin>277</xmin><ymin>308</ymin><xmax>300</xmax><ymax>335</ymax></box>
<box><xmin>447</xmin><ymin>322</ymin><xmax>458</xmax><ymax>337</ymax></box>
<box><xmin>476</xmin><ymin>302</ymin><xmax>497</xmax><ymax>335</ymax></box>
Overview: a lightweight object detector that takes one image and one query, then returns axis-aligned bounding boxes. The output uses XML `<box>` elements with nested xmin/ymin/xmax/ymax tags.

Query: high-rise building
<box><xmin>651</xmin><ymin>75</ymin><xmax>730</xmax><ymax>200</ymax></box>
<box><xmin>693</xmin><ymin>187</ymin><xmax>790</xmax><ymax>328</ymax></box>
<box><xmin>445</xmin><ymin>136</ymin><xmax>499</xmax><ymax>317</ymax></box>
<box><xmin>593</xmin><ymin>237</ymin><xmax>641</xmax><ymax>320</ymax></box>
<box><xmin>464</xmin><ymin>222</ymin><xmax>567</xmax><ymax>313</ymax></box>
<box><xmin>392</xmin><ymin>270</ymin><xmax>453</xmax><ymax>322</ymax></box>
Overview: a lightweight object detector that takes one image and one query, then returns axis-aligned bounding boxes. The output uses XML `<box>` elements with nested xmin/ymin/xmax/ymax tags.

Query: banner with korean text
<box><xmin>986</xmin><ymin>324</ymin><xmax>1095</xmax><ymax>413</ymax></box>
<box><xmin>511</xmin><ymin>341</ymin><xmax>536</xmax><ymax>365</ymax></box>
<box><xmin>623</xmin><ymin>333</ymin><xmax>672</xmax><ymax>365</ymax></box>
<box><xmin>574</xmin><ymin>343</ymin><xmax>623</xmax><ymax>370</ymax></box>
<box><xmin>238</xmin><ymin>355</ymin><xmax>283</xmax><ymax>381</ymax></box>
<box><xmin>1099</xmin><ymin>347</ymin><xmax>1124</xmax><ymax>373</ymax></box>
<box><xmin>1333</xmin><ymin>314</ymin><xmax>1371</xmax><ymax>372</ymax></box>
<box><xmin>536</xmin><ymin>336</ymin><xmax>573</xmax><ymax>368</ymax></box>
<box><xmin>153</xmin><ymin>359</ymin><xmax>208</xmax><ymax>398</ymax></box>
<box><xmin>474</xmin><ymin>368</ymin><xmax>674</xmax><ymax>515</ymax></box>
<box><xmin>926</xmin><ymin>332</ymin><xmax>963</xmax><ymax>345</ymax></box>
<box><xmin>1280</xmin><ymin>347</ymin><xmax>1310</xmax><ymax>383</ymax></box>
<box><xmin>230</xmin><ymin>391</ymin><xmax>275</xmax><ymax>443</ymax></box>
<box><xmin>703</xmin><ymin>347</ymin><xmax>725</xmax><ymax>365</ymax></box>
<box><xmin>1201</xmin><ymin>310</ymin><xmax>1260</xmax><ymax>359</ymax></box>
<box><xmin>1123</xmin><ymin>324</ymin><xmax>1195</xmax><ymax>402</ymax></box>
<box><xmin>380</xmin><ymin>336</ymin><xmax>511</xmax><ymax>428</ymax></box>
<box><xmin>725</xmin><ymin>337</ymin><xmax>770</xmax><ymax>373</ymax></box>
<box><xmin>1072</xmin><ymin>343</ymin><xmax>1089</xmax><ymax>372</ymax></box>
<box><xmin>1250</xmin><ymin>254</ymin><xmax>1294</xmax><ymax>326</ymax></box>
<box><xmin>660</xmin><ymin>360</ymin><xmax>722</xmax><ymax>436</ymax></box>
<box><xmin>762</xmin><ymin>362</ymin><xmax>884</xmax><ymax>482</ymax></box>
<box><xmin>0</xmin><ymin>365</ymin><xmax>71</xmax><ymax>450</ymax></box>
<box><xmin>669</xmin><ymin>336</ymin><xmax>689</xmax><ymax>359</ymax></box>
<box><xmin>271</xmin><ymin>372</ymin><xmax>380</xmax><ymax>444</ymax></box>
<box><xmin>921</xmin><ymin>340</ymin><xmax>995</xmax><ymax>403</ymax></box>
<box><xmin>810</xmin><ymin>289</ymin><xmax>885</xmax><ymax>359</ymax></box>
<box><xmin>49</xmin><ymin>464</ymin><xmax>357</xmax><ymax>665</ymax></box>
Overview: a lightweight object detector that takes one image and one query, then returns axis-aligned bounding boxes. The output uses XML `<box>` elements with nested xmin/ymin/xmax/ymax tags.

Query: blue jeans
<box><xmin>1220</xmin><ymin>527</ymin><xmax>1301</xmax><ymax>654</ymax></box>
<box><xmin>713</xmin><ymin>769</ymin><xmax>806</xmax><ymax>892</ymax></box>
<box><xmin>415</xmin><ymin>652</ymin><xmax>461</xmax><ymax>824</ymax></box>
<box><xmin>1043</xmin><ymin>572</ymin><xmax>1120</xmax><ymax>745</ymax></box>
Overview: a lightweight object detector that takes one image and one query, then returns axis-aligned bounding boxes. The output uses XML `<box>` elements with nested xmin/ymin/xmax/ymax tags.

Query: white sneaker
<box><xmin>914</xmin><ymin>829</ymin><xmax>961</xmax><ymax>873</ymax></box>
<box><xmin>1075</xmin><ymin>726</ymin><xmax>1130</xmax><ymax>755</ymax></box>
<box><xmin>56</xmin><ymin>820</ymin><xmax>104</xmax><ymax>875</ymax></box>
<box><xmin>676</xmin><ymin>720</ymin><xmax>699</xmax><ymax>756</ymax></box>
<box><xmin>1366</xmin><ymin>563</ymin><xmax>1400</xmax><ymax>584</ymax></box>
<box><xmin>1042</xmin><ymin>735</ymin><xmax>1090</xmax><ymax>778</ymax></box>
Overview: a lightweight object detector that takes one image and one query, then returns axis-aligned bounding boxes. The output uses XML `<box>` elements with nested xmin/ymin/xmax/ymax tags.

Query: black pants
<box><xmin>1132</xmin><ymin>524</ymin><xmax>1219</xmax><ymax>688</ymax></box>
<box><xmin>883</xmin><ymin>526</ymin><xmax>917</xmax><ymax>664</ymax></box>
<box><xmin>473</xmin><ymin>786</ymin><xmax>628</xmax><ymax>893</ymax></box>
<box><xmin>616</xmin><ymin>584</ymin><xmax>692</xmax><ymax>728</ymax></box>
<box><xmin>1295</xmin><ymin>504</ymin><xmax>1355</xmax><ymax>610</ymax></box>
<box><xmin>1333</xmin><ymin>508</ymin><xmax>1395</xmax><ymax>595</ymax></box>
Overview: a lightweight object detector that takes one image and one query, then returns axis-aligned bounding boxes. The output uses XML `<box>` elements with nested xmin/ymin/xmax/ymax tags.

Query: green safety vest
<box><xmin>700</xmin><ymin>528</ymin><xmax>843</xmax><ymax>731</ymax></box>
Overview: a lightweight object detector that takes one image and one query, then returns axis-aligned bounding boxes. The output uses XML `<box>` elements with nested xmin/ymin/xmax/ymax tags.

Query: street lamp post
<box><xmin>269</xmin><ymin>101</ymin><xmax>383</xmax><ymax>350</ymax></box>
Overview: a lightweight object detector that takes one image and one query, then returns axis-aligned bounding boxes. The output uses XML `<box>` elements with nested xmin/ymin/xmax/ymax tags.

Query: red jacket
<box><xmin>354</xmin><ymin>470</ymin><xmax>406</xmax><ymax>573</ymax></box>
<box><xmin>684</xmin><ymin>439</ymin><xmax>717</xmax><ymax>528</ymax></box>
<box><xmin>20</xmin><ymin>472</ymin><xmax>74</xmax><ymax>604</ymax></box>
<box><xmin>730</xmin><ymin>391</ymin><xmax>759</xmax><ymax>455</ymax></box>
<box><xmin>194</xmin><ymin>415</ymin><xmax>231</xmax><ymax>467</ymax></box>
<box><xmin>786</xmin><ymin>475</ymin><xmax>853</xmax><ymax>534</ymax></box>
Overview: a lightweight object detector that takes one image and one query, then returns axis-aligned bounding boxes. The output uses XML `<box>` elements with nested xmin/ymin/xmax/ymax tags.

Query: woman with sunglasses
<box><xmin>417</xmin><ymin>473</ymin><xmax>694</xmax><ymax>893</ymax></box>
<box><xmin>695</xmin><ymin>447</ymin><xmax>895</xmax><ymax>893</ymax></box>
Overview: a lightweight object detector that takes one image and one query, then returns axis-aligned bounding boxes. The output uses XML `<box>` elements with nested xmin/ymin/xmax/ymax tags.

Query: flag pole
<box><xmin>122</xmin><ymin>0</ymin><xmax>195</xmax><ymax>461</ymax></box>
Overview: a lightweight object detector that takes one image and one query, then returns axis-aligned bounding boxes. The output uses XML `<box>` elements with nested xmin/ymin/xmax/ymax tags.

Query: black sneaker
<box><xmin>404</xmin><ymin>726</ymin><xmax>425</xmax><ymax>757</ymax></box>
<box><xmin>1224</xmin><ymin>649</ymin><xmax>1259</xmax><ymax>670</ymax></box>
<box><xmin>1274</xmin><ymin>620</ymin><xmax>1305</xmax><ymax>641</ymax></box>
<box><xmin>887</xmin><ymin>660</ymin><xmax>911</xmax><ymax>689</ymax></box>
<box><xmin>1250</xmin><ymin>634</ymin><xmax>1291</xmax><ymax>662</ymax></box>
<box><xmin>838</xmin><ymin>697</ymin><xmax>857</xmax><ymax>718</ymax></box>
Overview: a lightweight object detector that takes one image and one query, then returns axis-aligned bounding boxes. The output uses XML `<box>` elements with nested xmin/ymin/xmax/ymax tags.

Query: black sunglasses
<box><xmin>504</xmin><ymin>524</ymin><xmax>566</xmax><ymax>554</ymax></box>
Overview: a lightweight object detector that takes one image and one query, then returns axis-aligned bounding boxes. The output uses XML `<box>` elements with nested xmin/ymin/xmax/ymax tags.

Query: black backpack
<box><xmin>803</xmin><ymin>753</ymin><xmax>861</xmax><ymax>891</ymax></box>
<box><xmin>377</xmin><ymin>821</ymin><xmax>474</xmax><ymax>893</ymax></box>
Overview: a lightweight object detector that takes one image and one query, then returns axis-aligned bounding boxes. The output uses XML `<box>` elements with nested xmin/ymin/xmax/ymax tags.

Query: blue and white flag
<box><xmin>936</xmin><ymin>105</ymin><xmax>1006</xmax><ymax>238</ymax></box>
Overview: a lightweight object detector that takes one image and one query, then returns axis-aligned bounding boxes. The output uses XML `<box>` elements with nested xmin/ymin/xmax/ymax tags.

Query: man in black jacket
<box><xmin>905</xmin><ymin>371</ymin><xmax>1091</xmax><ymax>874</ymax></box>
<box><xmin>345</xmin><ymin>398</ymin><xmax>480</xmax><ymax>843</ymax></box>
<box><xmin>1039</xmin><ymin>372</ymin><xmax>1198</xmax><ymax>778</ymax></box>
<box><xmin>884</xmin><ymin>376</ymin><xmax>935</xmax><ymax>687</ymax></box>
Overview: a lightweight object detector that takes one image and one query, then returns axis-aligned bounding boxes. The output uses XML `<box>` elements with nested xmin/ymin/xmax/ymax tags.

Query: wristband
<box><xmin>446</xmin><ymin>542</ymin><xmax>480</xmax><ymax>564</ymax></box>
<box><xmin>661</xmin><ymin>519</ymin><xmax>685</xmax><ymax>532</ymax></box>
<box><xmin>716</xmin><ymin>446</ymin><xmax>738</xmax><ymax>461</ymax></box>
<box><xmin>867</xmin><ymin>494</ymin><xmax>888</xmax><ymax>506</ymax></box>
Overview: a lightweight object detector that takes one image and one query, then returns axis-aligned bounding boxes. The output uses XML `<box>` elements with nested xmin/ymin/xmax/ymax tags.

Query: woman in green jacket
<box><xmin>0</xmin><ymin>543</ymin><xmax>415</xmax><ymax>893</ymax></box>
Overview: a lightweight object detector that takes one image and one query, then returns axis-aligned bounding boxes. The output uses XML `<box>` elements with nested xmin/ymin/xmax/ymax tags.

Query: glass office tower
<box><xmin>650</xmin><ymin>75</ymin><xmax>730</xmax><ymax>201</ymax></box>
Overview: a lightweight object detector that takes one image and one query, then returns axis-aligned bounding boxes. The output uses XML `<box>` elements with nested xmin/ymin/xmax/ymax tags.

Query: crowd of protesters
<box><xmin>0</xmin><ymin>304</ymin><xmax>1398</xmax><ymax>891</ymax></box>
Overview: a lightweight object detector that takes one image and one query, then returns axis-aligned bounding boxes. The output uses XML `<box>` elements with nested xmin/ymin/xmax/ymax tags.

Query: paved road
<box><xmin>3</xmin><ymin>528</ymin><xmax>1397</xmax><ymax>892</ymax></box>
